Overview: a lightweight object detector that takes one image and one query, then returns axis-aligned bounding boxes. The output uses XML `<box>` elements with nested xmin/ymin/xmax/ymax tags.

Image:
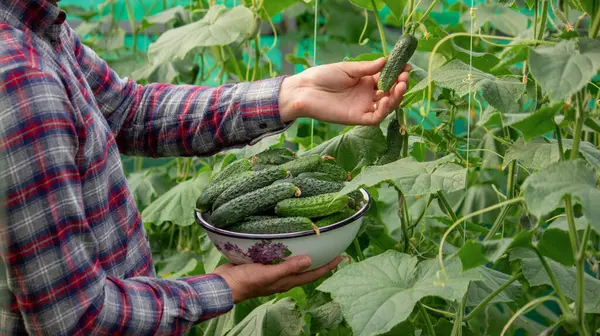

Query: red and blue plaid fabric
<box><xmin>0</xmin><ymin>0</ymin><xmax>290</xmax><ymax>334</ymax></box>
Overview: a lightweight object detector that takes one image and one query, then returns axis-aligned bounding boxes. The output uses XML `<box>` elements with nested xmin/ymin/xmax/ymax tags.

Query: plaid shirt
<box><xmin>0</xmin><ymin>0</ymin><xmax>290</xmax><ymax>335</ymax></box>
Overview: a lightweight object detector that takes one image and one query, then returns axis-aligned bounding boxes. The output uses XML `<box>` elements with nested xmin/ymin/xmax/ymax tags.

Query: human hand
<box><xmin>278</xmin><ymin>58</ymin><xmax>410</xmax><ymax>126</ymax></box>
<box><xmin>213</xmin><ymin>255</ymin><xmax>342</xmax><ymax>303</ymax></box>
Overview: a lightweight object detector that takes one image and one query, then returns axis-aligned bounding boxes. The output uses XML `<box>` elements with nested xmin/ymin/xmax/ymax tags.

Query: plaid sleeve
<box><xmin>69</xmin><ymin>26</ymin><xmax>291</xmax><ymax>158</ymax></box>
<box><xmin>0</xmin><ymin>66</ymin><xmax>233</xmax><ymax>336</ymax></box>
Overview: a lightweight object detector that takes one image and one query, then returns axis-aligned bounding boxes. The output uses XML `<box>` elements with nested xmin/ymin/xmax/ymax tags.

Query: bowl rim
<box><xmin>194</xmin><ymin>188</ymin><xmax>371</xmax><ymax>240</ymax></box>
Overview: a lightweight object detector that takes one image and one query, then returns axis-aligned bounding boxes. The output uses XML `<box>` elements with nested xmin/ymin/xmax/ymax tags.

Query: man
<box><xmin>0</xmin><ymin>0</ymin><xmax>410</xmax><ymax>334</ymax></box>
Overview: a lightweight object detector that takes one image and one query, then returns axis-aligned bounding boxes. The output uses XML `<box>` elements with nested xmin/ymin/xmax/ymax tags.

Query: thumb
<box><xmin>262</xmin><ymin>256</ymin><xmax>312</xmax><ymax>281</ymax></box>
<box><xmin>340</xmin><ymin>57</ymin><xmax>386</xmax><ymax>78</ymax></box>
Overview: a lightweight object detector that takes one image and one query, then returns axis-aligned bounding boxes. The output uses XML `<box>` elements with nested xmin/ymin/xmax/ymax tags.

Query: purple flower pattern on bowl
<box><xmin>216</xmin><ymin>240</ymin><xmax>292</xmax><ymax>265</ymax></box>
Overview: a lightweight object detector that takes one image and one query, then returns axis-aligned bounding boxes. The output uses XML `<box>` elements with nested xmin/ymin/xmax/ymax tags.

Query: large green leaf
<box><xmin>503</xmin><ymin>137</ymin><xmax>560</xmax><ymax>170</ymax></box>
<box><xmin>303</xmin><ymin>126</ymin><xmax>386</xmax><ymax>173</ymax></box>
<box><xmin>510</xmin><ymin>104</ymin><xmax>562</xmax><ymax>141</ymax></box>
<box><xmin>127</xmin><ymin>169</ymin><xmax>175</xmax><ymax>211</ymax></box>
<box><xmin>529</xmin><ymin>39</ymin><xmax>600</xmax><ymax>102</ymax></box>
<box><xmin>317</xmin><ymin>251</ymin><xmax>481</xmax><ymax>336</ymax></box>
<box><xmin>463</xmin><ymin>4</ymin><xmax>529</xmax><ymax>36</ymax></box>
<box><xmin>510</xmin><ymin>248</ymin><xmax>600</xmax><ymax>313</ymax></box>
<box><xmin>148</xmin><ymin>5</ymin><xmax>254</xmax><ymax>64</ymax></box>
<box><xmin>456</xmin><ymin>231</ymin><xmax>533</xmax><ymax>270</ymax></box>
<box><xmin>349</xmin><ymin>0</ymin><xmax>385</xmax><ymax>10</ymax></box>
<box><xmin>522</xmin><ymin>159</ymin><xmax>600</xmax><ymax>234</ymax></box>
<box><xmin>338</xmin><ymin>154</ymin><xmax>466</xmax><ymax>197</ymax></box>
<box><xmin>226</xmin><ymin>297</ymin><xmax>304</xmax><ymax>336</ymax></box>
<box><xmin>537</xmin><ymin>228</ymin><xmax>574</xmax><ymax>266</ymax></box>
<box><xmin>466</xmin><ymin>267</ymin><xmax>523</xmax><ymax>306</ymax></box>
<box><xmin>384</xmin><ymin>0</ymin><xmax>408</xmax><ymax>18</ymax></box>
<box><xmin>141</xmin><ymin>175</ymin><xmax>210</xmax><ymax>226</ymax></box>
<box><xmin>242</xmin><ymin>0</ymin><xmax>298</xmax><ymax>19</ymax></box>
<box><xmin>140</xmin><ymin>6</ymin><xmax>189</xmax><ymax>30</ymax></box>
<box><xmin>409</xmin><ymin>60</ymin><xmax>526</xmax><ymax>113</ymax></box>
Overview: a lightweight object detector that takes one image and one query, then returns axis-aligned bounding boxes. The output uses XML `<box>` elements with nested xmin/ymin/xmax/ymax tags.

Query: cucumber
<box><xmin>251</xmin><ymin>148</ymin><xmax>296</xmax><ymax>165</ymax></box>
<box><xmin>276</xmin><ymin>177</ymin><xmax>344</xmax><ymax>198</ymax></box>
<box><xmin>228</xmin><ymin>217</ymin><xmax>318</xmax><ymax>234</ymax></box>
<box><xmin>196</xmin><ymin>171</ymin><xmax>254</xmax><ymax>211</ymax></box>
<box><xmin>376</xmin><ymin>116</ymin><xmax>403</xmax><ymax>165</ymax></box>
<box><xmin>314</xmin><ymin>161</ymin><xmax>350</xmax><ymax>182</ymax></box>
<box><xmin>297</xmin><ymin>172</ymin><xmax>344</xmax><ymax>183</ymax></box>
<box><xmin>212</xmin><ymin>158</ymin><xmax>252</xmax><ymax>184</ymax></box>
<box><xmin>252</xmin><ymin>164</ymin><xmax>276</xmax><ymax>171</ymax></box>
<box><xmin>210</xmin><ymin>183</ymin><xmax>300</xmax><ymax>228</ymax></box>
<box><xmin>377</xmin><ymin>34</ymin><xmax>418</xmax><ymax>92</ymax></box>
<box><xmin>280</xmin><ymin>155</ymin><xmax>333</xmax><ymax>176</ymax></box>
<box><xmin>212</xmin><ymin>166</ymin><xmax>289</xmax><ymax>210</ymax></box>
<box><xmin>315</xmin><ymin>208</ymin><xmax>356</xmax><ymax>227</ymax></box>
<box><xmin>275</xmin><ymin>193</ymin><xmax>350</xmax><ymax>218</ymax></box>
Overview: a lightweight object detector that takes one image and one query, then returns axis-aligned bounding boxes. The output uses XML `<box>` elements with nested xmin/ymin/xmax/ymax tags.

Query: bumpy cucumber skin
<box><xmin>376</xmin><ymin>116</ymin><xmax>403</xmax><ymax>165</ymax></box>
<box><xmin>378</xmin><ymin>34</ymin><xmax>418</xmax><ymax>92</ymax></box>
<box><xmin>229</xmin><ymin>217</ymin><xmax>314</xmax><ymax>234</ymax></box>
<box><xmin>277</xmin><ymin>177</ymin><xmax>344</xmax><ymax>198</ymax></box>
<box><xmin>297</xmin><ymin>172</ymin><xmax>342</xmax><ymax>183</ymax></box>
<box><xmin>210</xmin><ymin>183</ymin><xmax>299</xmax><ymax>228</ymax></box>
<box><xmin>315</xmin><ymin>161</ymin><xmax>349</xmax><ymax>182</ymax></box>
<box><xmin>315</xmin><ymin>208</ymin><xmax>356</xmax><ymax>227</ymax></box>
<box><xmin>196</xmin><ymin>171</ymin><xmax>254</xmax><ymax>211</ymax></box>
<box><xmin>275</xmin><ymin>193</ymin><xmax>350</xmax><ymax>218</ymax></box>
<box><xmin>252</xmin><ymin>148</ymin><xmax>296</xmax><ymax>165</ymax></box>
<box><xmin>252</xmin><ymin>164</ymin><xmax>276</xmax><ymax>171</ymax></box>
<box><xmin>212</xmin><ymin>166</ymin><xmax>289</xmax><ymax>210</ymax></box>
<box><xmin>212</xmin><ymin>158</ymin><xmax>253</xmax><ymax>184</ymax></box>
<box><xmin>279</xmin><ymin>155</ymin><xmax>323</xmax><ymax>176</ymax></box>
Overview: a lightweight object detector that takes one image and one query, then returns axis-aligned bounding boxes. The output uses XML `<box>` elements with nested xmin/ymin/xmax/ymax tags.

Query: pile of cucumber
<box><xmin>195</xmin><ymin>148</ymin><xmax>362</xmax><ymax>236</ymax></box>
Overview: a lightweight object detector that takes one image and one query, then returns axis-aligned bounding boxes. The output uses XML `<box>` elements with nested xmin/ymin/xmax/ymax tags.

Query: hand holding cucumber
<box><xmin>214</xmin><ymin>255</ymin><xmax>343</xmax><ymax>303</ymax></box>
<box><xmin>278</xmin><ymin>58</ymin><xmax>411</xmax><ymax>126</ymax></box>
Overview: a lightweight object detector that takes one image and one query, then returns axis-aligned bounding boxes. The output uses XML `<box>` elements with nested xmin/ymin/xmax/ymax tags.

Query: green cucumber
<box><xmin>252</xmin><ymin>164</ymin><xmax>276</xmax><ymax>171</ymax></box>
<box><xmin>251</xmin><ymin>148</ymin><xmax>296</xmax><ymax>165</ymax></box>
<box><xmin>314</xmin><ymin>161</ymin><xmax>350</xmax><ymax>182</ymax></box>
<box><xmin>210</xmin><ymin>183</ymin><xmax>300</xmax><ymax>228</ymax></box>
<box><xmin>275</xmin><ymin>193</ymin><xmax>350</xmax><ymax>218</ymax></box>
<box><xmin>212</xmin><ymin>158</ymin><xmax>252</xmax><ymax>183</ymax></box>
<box><xmin>276</xmin><ymin>177</ymin><xmax>344</xmax><ymax>198</ymax></box>
<box><xmin>212</xmin><ymin>166</ymin><xmax>289</xmax><ymax>210</ymax></box>
<box><xmin>280</xmin><ymin>155</ymin><xmax>334</xmax><ymax>176</ymax></box>
<box><xmin>196</xmin><ymin>171</ymin><xmax>254</xmax><ymax>211</ymax></box>
<box><xmin>315</xmin><ymin>208</ymin><xmax>356</xmax><ymax>227</ymax></box>
<box><xmin>376</xmin><ymin>116</ymin><xmax>403</xmax><ymax>165</ymax></box>
<box><xmin>297</xmin><ymin>172</ymin><xmax>343</xmax><ymax>183</ymax></box>
<box><xmin>228</xmin><ymin>217</ymin><xmax>317</xmax><ymax>234</ymax></box>
<box><xmin>377</xmin><ymin>34</ymin><xmax>418</xmax><ymax>92</ymax></box>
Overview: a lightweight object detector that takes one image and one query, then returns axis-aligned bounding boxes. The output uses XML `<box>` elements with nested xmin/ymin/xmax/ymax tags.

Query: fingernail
<box><xmin>298</xmin><ymin>257</ymin><xmax>311</xmax><ymax>269</ymax></box>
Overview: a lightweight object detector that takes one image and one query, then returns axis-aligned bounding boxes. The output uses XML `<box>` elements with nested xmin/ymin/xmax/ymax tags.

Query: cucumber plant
<box><xmin>64</xmin><ymin>0</ymin><xmax>600</xmax><ymax>335</ymax></box>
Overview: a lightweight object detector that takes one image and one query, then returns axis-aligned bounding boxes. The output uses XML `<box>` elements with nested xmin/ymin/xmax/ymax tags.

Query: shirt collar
<box><xmin>0</xmin><ymin>0</ymin><xmax>66</xmax><ymax>41</ymax></box>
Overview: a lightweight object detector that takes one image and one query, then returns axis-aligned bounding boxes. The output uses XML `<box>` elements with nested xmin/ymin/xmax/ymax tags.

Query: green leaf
<box><xmin>409</xmin><ymin>60</ymin><xmax>525</xmax><ymax>113</ymax></box>
<box><xmin>253</xmin><ymin>0</ymin><xmax>298</xmax><ymax>19</ymax></box>
<box><xmin>384</xmin><ymin>0</ymin><xmax>408</xmax><ymax>18</ymax></box>
<box><xmin>536</xmin><ymin>228</ymin><xmax>574</xmax><ymax>266</ymax></box>
<box><xmin>463</xmin><ymin>4</ymin><xmax>529</xmax><ymax>36</ymax></box>
<box><xmin>308</xmin><ymin>301</ymin><xmax>344</xmax><ymax>332</ymax></box>
<box><xmin>503</xmin><ymin>137</ymin><xmax>560</xmax><ymax>170</ymax></box>
<box><xmin>349</xmin><ymin>0</ymin><xmax>385</xmax><ymax>11</ymax></box>
<box><xmin>141</xmin><ymin>178</ymin><xmax>208</xmax><ymax>226</ymax></box>
<box><xmin>317</xmin><ymin>251</ymin><xmax>481</xmax><ymax>336</ymax></box>
<box><xmin>344</xmin><ymin>52</ymin><xmax>385</xmax><ymax>62</ymax></box>
<box><xmin>522</xmin><ymin>159</ymin><xmax>600</xmax><ymax>234</ymax></box>
<box><xmin>140</xmin><ymin>6</ymin><xmax>189</xmax><ymax>30</ymax></box>
<box><xmin>456</xmin><ymin>231</ymin><xmax>533</xmax><ymax>270</ymax></box>
<box><xmin>511</xmin><ymin>104</ymin><xmax>562</xmax><ymax>141</ymax></box>
<box><xmin>338</xmin><ymin>154</ymin><xmax>467</xmax><ymax>197</ymax></box>
<box><xmin>510</xmin><ymin>248</ymin><xmax>600</xmax><ymax>313</ymax></box>
<box><xmin>227</xmin><ymin>297</ymin><xmax>304</xmax><ymax>336</ymax></box>
<box><xmin>466</xmin><ymin>267</ymin><xmax>523</xmax><ymax>306</ymax></box>
<box><xmin>303</xmin><ymin>126</ymin><xmax>387</xmax><ymax>173</ymax></box>
<box><xmin>529</xmin><ymin>39</ymin><xmax>600</xmax><ymax>102</ymax></box>
<box><xmin>148</xmin><ymin>5</ymin><xmax>254</xmax><ymax>64</ymax></box>
<box><xmin>564</xmin><ymin>139</ymin><xmax>600</xmax><ymax>172</ymax></box>
<box><xmin>127</xmin><ymin>170</ymin><xmax>175</xmax><ymax>211</ymax></box>
<box><xmin>548</xmin><ymin>215</ymin><xmax>589</xmax><ymax>231</ymax></box>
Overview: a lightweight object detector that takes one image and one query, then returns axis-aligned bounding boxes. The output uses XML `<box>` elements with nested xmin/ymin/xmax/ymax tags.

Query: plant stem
<box><xmin>408</xmin><ymin>195</ymin><xmax>434</xmax><ymax>232</ymax></box>
<box><xmin>353</xmin><ymin>238</ymin><xmax>365</xmax><ymax>261</ymax></box>
<box><xmin>225</xmin><ymin>45</ymin><xmax>244</xmax><ymax>81</ymax></box>
<box><xmin>556</xmin><ymin>124</ymin><xmax>565</xmax><ymax>161</ymax></box>
<box><xmin>399</xmin><ymin>192</ymin><xmax>410</xmax><ymax>253</ymax></box>
<box><xmin>533</xmin><ymin>247</ymin><xmax>571</xmax><ymax>313</ymax></box>
<box><xmin>565</xmin><ymin>197</ymin><xmax>580</xmax><ymax>257</ymax></box>
<box><xmin>437</xmin><ymin>191</ymin><xmax>458</xmax><ymax>222</ymax></box>
<box><xmin>577</xmin><ymin>225</ymin><xmax>592</xmax><ymax>331</ymax></box>
<box><xmin>485</xmin><ymin>161</ymin><xmax>517</xmax><ymax>240</ymax></box>
<box><xmin>124</xmin><ymin>0</ymin><xmax>138</xmax><ymax>53</ymax></box>
<box><xmin>537</xmin><ymin>0</ymin><xmax>549</xmax><ymax>41</ymax></box>
<box><xmin>465</xmin><ymin>273</ymin><xmax>522</xmax><ymax>321</ymax></box>
<box><xmin>417</xmin><ymin>302</ymin><xmax>436</xmax><ymax>336</ymax></box>
<box><xmin>590</xmin><ymin>6</ymin><xmax>600</xmax><ymax>38</ymax></box>
<box><xmin>418</xmin><ymin>0</ymin><xmax>439</xmax><ymax>25</ymax></box>
<box><xmin>506</xmin><ymin>160</ymin><xmax>516</xmax><ymax>199</ymax></box>
<box><xmin>451</xmin><ymin>296</ymin><xmax>466</xmax><ymax>336</ymax></box>
<box><xmin>422</xmin><ymin>303</ymin><xmax>456</xmax><ymax>318</ymax></box>
<box><xmin>571</xmin><ymin>92</ymin><xmax>585</xmax><ymax>160</ymax></box>
<box><xmin>371</xmin><ymin>0</ymin><xmax>388</xmax><ymax>57</ymax></box>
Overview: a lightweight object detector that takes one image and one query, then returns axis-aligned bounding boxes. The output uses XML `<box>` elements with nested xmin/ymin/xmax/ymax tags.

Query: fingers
<box><xmin>340</xmin><ymin>58</ymin><xmax>386</xmax><ymax>78</ymax></box>
<box><xmin>276</xmin><ymin>256</ymin><xmax>343</xmax><ymax>290</ymax></box>
<box><xmin>260</xmin><ymin>256</ymin><xmax>313</xmax><ymax>282</ymax></box>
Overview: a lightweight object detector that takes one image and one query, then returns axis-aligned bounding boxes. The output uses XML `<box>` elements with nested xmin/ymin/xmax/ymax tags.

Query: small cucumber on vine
<box><xmin>378</xmin><ymin>34</ymin><xmax>418</xmax><ymax>92</ymax></box>
<box><xmin>229</xmin><ymin>217</ymin><xmax>320</xmax><ymax>235</ymax></box>
<box><xmin>376</xmin><ymin>115</ymin><xmax>403</xmax><ymax>165</ymax></box>
<box><xmin>210</xmin><ymin>182</ymin><xmax>301</xmax><ymax>228</ymax></box>
<box><xmin>212</xmin><ymin>166</ymin><xmax>289</xmax><ymax>211</ymax></box>
<box><xmin>196</xmin><ymin>171</ymin><xmax>254</xmax><ymax>211</ymax></box>
<box><xmin>275</xmin><ymin>193</ymin><xmax>350</xmax><ymax>218</ymax></box>
<box><xmin>251</xmin><ymin>148</ymin><xmax>296</xmax><ymax>165</ymax></box>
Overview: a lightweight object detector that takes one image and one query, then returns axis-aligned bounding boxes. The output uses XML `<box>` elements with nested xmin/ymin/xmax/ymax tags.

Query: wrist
<box><xmin>278</xmin><ymin>74</ymin><xmax>307</xmax><ymax>123</ymax></box>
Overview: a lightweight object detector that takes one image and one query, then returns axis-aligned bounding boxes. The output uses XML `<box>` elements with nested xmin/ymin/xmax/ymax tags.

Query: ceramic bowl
<box><xmin>194</xmin><ymin>189</ymin><xmax>371</xmax><ymax>271</ymax></box>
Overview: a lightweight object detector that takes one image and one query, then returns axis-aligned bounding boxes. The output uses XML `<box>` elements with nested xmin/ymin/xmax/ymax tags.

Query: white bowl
<box><xmin>194</xmin><ymin>189</ymin><xmax>371</xmax><ymax>271</ymax></box>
